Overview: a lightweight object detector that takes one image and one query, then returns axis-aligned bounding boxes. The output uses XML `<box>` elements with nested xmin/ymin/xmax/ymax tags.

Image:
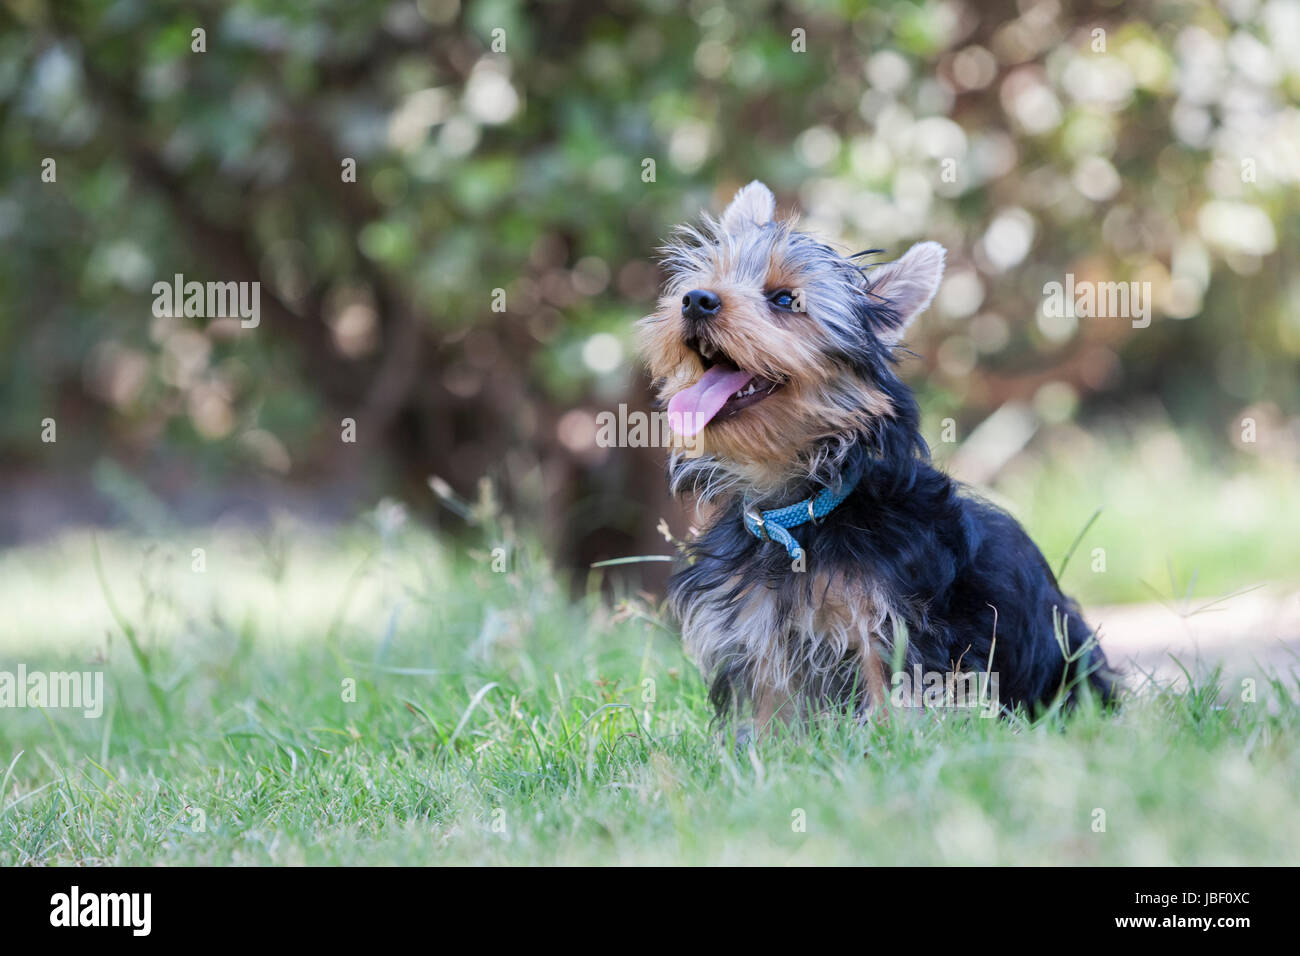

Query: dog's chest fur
<box><xmin>673</xmin><ymin>549</ymin><xmax>900</xmax><ymax>720</ymax></box>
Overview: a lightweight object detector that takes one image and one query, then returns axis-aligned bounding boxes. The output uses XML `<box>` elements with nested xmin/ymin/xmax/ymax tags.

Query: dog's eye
<box><xmin>767</xmin><ymin>289</ymin><xmax>795</xmax><ymax>310</ymax></box>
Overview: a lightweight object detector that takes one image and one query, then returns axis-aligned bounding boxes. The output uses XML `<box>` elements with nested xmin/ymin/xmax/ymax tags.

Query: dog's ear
<box><xmin>866</xmin><ymin>241</ymin><xmax>946</xmax><ymax>344</ymax></box>
<box><xmin>720</xmin><ymin>180</ymin><xmax>775</xmax><ymax>232</ymax></box>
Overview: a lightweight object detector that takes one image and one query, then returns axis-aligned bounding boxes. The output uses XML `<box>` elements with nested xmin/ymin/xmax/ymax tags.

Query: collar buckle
<box><xmin>807</xmin><ymin>497</ymin><xmax>820</xmax><ymax>526</ymax></box>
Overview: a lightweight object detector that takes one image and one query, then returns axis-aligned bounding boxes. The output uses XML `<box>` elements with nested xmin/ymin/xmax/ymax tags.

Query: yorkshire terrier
<box><xmin>637</xmin><ymin>181</ymin><xmax>1116</xmax><ymax>730</ymax></box>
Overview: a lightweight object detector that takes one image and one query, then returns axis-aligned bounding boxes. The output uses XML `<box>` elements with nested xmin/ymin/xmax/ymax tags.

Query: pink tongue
<box><xmin>667</xmin><ymin>366</ymin><xmax>755</xmax><ymax>437</ymax></box>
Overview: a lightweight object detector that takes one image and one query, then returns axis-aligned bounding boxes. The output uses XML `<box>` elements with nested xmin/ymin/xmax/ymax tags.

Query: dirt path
<box><xmin>1090</xmin><ymin>585</ymin><xmax>1300</xmax><ymax>689</ymax></box>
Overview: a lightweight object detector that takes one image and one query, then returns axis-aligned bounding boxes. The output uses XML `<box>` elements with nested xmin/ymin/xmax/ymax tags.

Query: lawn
<box><xmin>0</xmin><ymin>434</ymin><xmax>1294</xmax><ymax>868</ymax></box>
<box><xmin>2</xmin><ymin>461</ymin><xmax>1298</xmax><ymax>865</ymax></box>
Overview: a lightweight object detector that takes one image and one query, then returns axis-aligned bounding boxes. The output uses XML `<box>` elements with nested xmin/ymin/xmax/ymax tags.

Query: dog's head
<box><xmin>636</xmin><ymin>181</ymin><xmax>945</xmax><ymax>497</ymax></box>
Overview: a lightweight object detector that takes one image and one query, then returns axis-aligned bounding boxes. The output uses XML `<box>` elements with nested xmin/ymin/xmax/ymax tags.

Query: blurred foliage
<box><xmin>1</xmin><ymin>0</ymin><xmax>1299</xmax><ymax>558</ymax></box>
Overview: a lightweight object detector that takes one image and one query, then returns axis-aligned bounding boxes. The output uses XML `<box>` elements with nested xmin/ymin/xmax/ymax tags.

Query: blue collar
<box><xmin>742</xmin><ymin>479</ymin><xmax>858</xmax><ymax>561</ymax></box>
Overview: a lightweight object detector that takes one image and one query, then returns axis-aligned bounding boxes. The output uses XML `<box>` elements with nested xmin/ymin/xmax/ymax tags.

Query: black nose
<box><xmin>682</xmin><ymin>289</ymin><xmax>722</xmax><ymax>321</ymax></box>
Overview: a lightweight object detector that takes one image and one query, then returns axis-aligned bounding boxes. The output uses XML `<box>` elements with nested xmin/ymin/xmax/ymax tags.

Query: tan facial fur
<box><xmin>635</xmin><ymin>218</ymin><xmax>894</xmax><ymax>495</ymax></box>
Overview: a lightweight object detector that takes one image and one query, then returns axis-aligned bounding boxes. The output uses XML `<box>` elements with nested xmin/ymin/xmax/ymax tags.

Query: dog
<box><xmin>637</xmin><ymin>181</ymin><xmax>1117</xmax><ymax>730</ymax></box>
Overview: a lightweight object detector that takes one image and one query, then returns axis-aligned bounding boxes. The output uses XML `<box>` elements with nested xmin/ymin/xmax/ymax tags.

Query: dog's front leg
<box><xmin>750</xmin><ymin>681</ymin><xmax>800</xmax><ymax>738</ymax></box>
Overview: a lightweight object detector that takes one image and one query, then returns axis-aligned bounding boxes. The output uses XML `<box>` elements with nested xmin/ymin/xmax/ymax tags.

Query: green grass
<box><xmin>950</xmin><ymin>427</ymin><xmax>1300</xmax><ymax>606</ymax></box>
<box><xmin>2</xmin><ymin>502</ymin><xmax>1299</xmax><ymax>866</ymax></box>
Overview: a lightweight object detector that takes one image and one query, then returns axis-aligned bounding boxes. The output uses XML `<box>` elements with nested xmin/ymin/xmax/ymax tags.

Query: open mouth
<box><xmin>667</xmin><ymin>336</ymin><xmax>783</xmax><ymax>437</ymax></box>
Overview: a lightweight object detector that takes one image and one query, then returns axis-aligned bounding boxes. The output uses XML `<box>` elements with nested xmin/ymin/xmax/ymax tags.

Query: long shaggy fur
<box><xmin>637</xmin><ymin>182</ymin><xmax>1118</xmax><ymax>727</ymax></box>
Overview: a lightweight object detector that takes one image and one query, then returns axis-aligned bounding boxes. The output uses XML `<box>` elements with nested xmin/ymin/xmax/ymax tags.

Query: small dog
<box><xmin>637</xmin><ymin>181</ymin><xmax>1116</xmax><ymax>729</ymax></box>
